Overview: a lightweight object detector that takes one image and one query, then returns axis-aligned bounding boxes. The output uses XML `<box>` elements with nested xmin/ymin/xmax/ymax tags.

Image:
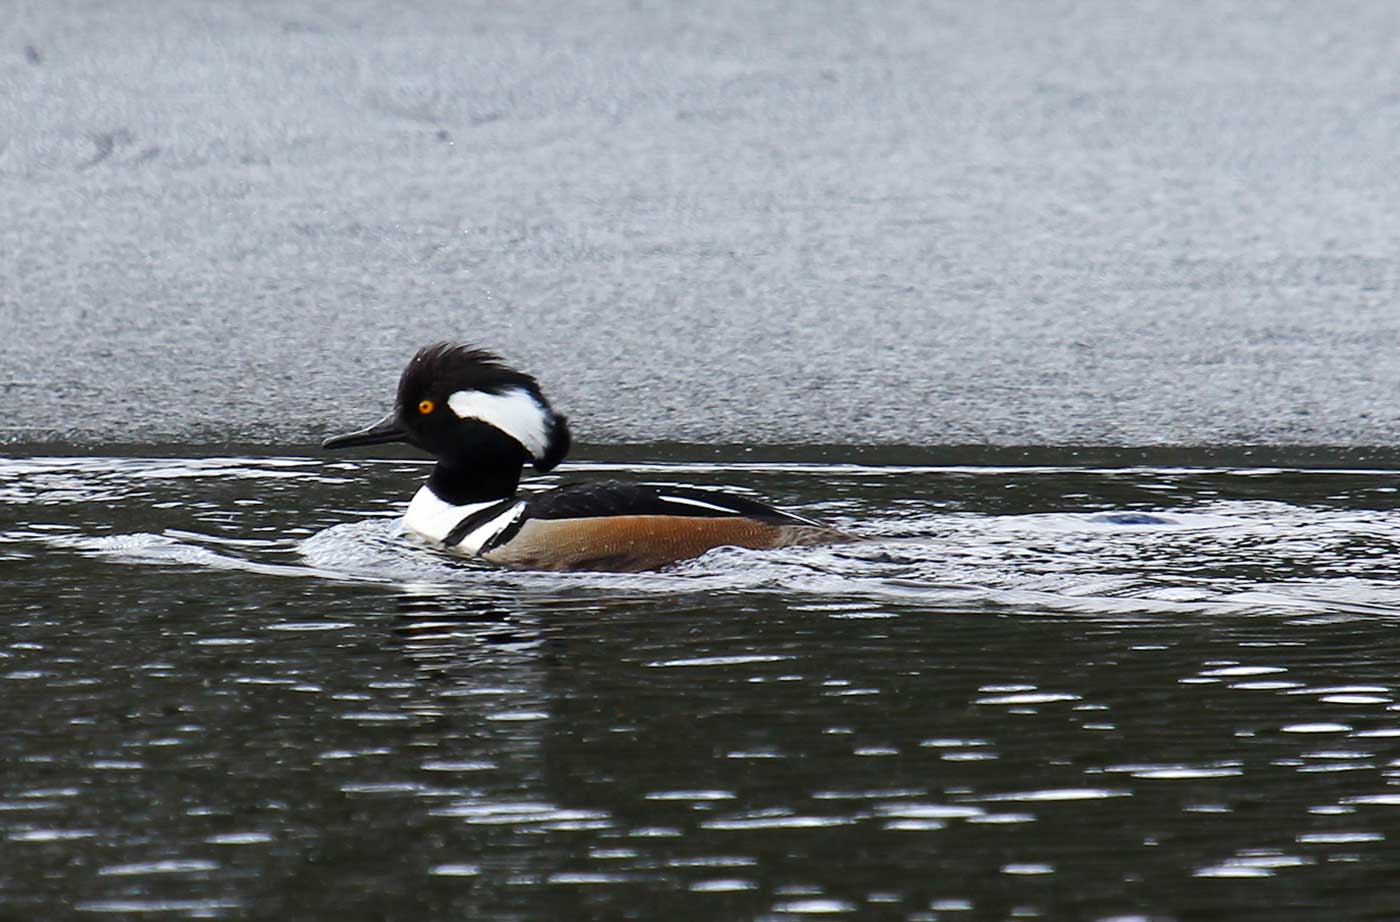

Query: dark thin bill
<box><xmin>322</xmin><ymin>411</ymin><xmax>408</xmax><ymax>450</ymax></box>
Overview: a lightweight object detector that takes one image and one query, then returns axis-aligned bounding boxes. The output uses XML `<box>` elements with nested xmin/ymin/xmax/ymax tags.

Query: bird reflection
<box><xmin>391</xmin><ymin>594</ymin><xmax>544</xmax><ymax>684</ymax></box>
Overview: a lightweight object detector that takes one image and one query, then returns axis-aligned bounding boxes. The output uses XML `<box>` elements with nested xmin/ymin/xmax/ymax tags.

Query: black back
<box><xmin>523</xmin><ymin>481</ymin><xmax>819</xmax><ymax>526</ymax></box>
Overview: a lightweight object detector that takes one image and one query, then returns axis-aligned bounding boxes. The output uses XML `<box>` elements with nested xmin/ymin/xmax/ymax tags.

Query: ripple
<box><xmin>1001</xmin><ymin>863</ymin><xmax>1054</xmax><ymax>875</ymax></box>
<box><xmin>205</xmin><ymin>832</ymin><xmax>274</xmax><ymax>845</ymax></box>
<box><xmin>1282</xmin><ymin>723</ymin><xmax>1353</xmax><ymax>734</ymax></box>
<box><xmin>883</xmin><ymin>819</ymin><xmax>946</xmax><ymax>831</ymax></box>
<box><xmin>429</xmin><ymin>863</ymin><xmax>481</xmax><ymax>877</ymax></box>
<box><xmin>769</xmin><ymin>899</ymin><xmax>857</xmax><ymax>914</ymax></box>
<box><xmin>420</xmin><ymin>760</ymin><xmax>496</xmax><ymax>772</ymax></box>
<box><xmin>10</xmin><ymin>829</ymin><xmax>98</xmax><ymax>842</ymax></box>
<box><xmin>431</xmin><ymin>801</ymin><xmax>611</xmax><ymax>827</ymax></box>
<box><xmin>1194</xmin><ymin>865</ymin><xmax>1273</xmax><ymax>879</ymax></box>
<box><xmin>1296</xmin><ymin>832</ymin><xmax>1384</xmax><ymax>844</ymax></box>
<box><xmin>873</xmin><ymin>804</ymin><xmax>984</xmax><ymax>820</ymax></box>
<box><xmin>691</xmin><ymin>879</ymin><xmax>757</xmax><ymax>892</ymax></box>
<box><xmin>702</xmin><ymin>814</ymin><xmax>854</xmax><ymax>830</ymax></box>
<box><xmin>75</xmin><ymin>900</ymin><xmax>243</xmax><ymax>914</ymax></box>
<box><xmin>976</xmin><ymin>788</ymin><xmax>1130</xmax><ymax>803</ymax></box>
<box><xmin>22</xmin><ymin>456</ymin><xmax>1400</xmax><ymax>620</ymax></box>
<box><xmin>648</xmin><ymin>655</ymin><xmax>793</xmax><ymax>668</ymax></box>
<box><xmin>968</xmin><ymin>813</ymin><xmax>1036</xmax><ymax>824</ymax></box>
<box><xmin>264</xmin><ymin>621</ymin><xmax>356</xmax><ymax>632</ymax></box>
<box><xmin>975</xmin><ymin>692</ymin><xmax>1079</xmax><ymax>705</ymax></box>
<box><xmin>548</xmin><ymin>872</ymin><xmax>633</xmax><ymax>885</ymax></box>
<box><xmin>1341</xmin><ymin>794</ymin><xmax>1400</xmax><ymax>806</ymax></box>
<box><xmin>337</xmin><ymin>712</ymin><xmax>415</xmax><ymax>723</ymax></box>
<box><xmin>1195</xmin><ymin>851</ymin><xmax>1313</xmax><ymax>878</ymax></box>
<box><xmin>99</xmin><ymin>860</ymin><xmax>220</xmax><ymax>876</ymax></box>
<box><xmin>1102</xmin><ymin>764</ymin><xmax>1243</xmax><ymax>780</ymax></box>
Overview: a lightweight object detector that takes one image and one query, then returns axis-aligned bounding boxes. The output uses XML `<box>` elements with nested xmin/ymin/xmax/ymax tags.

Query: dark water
<box><xmin>5</xmin><ymin>448</ymin><xmax>1400</xmax><ymax>921</ymax></box>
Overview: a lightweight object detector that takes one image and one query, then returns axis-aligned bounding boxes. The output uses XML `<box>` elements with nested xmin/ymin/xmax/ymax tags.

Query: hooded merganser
<box><xmin>322</xmin><ymin>342</ymin><xmax>853</xmax><ymax>572</ymax></box>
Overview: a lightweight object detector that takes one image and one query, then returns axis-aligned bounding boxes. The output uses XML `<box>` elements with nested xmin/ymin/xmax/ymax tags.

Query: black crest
<box><xmin>398</xmin><ymin>342</ymin><xmax>571</xmax><ymax>472</ymax></box>
<box><xmin>397</xmin><ymin>342</ymin><xmax>538</xmax><ymax>403</ymax></box>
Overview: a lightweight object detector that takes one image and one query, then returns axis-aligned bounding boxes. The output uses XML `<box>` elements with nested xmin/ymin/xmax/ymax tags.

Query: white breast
<box><xmin>403</xmin><ymin>486</ymin><xmax>524</xmax><ymax>555</ymax></box>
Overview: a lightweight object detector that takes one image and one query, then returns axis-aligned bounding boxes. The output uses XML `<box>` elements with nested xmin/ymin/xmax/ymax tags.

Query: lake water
<box><xmin>8</xmin><ymin>0</ymin><xmax>1400</xmax><ymax>449</ymax></box>
<box><xmin>5</xmin><ymin>447</ymin><xmax>1400</xmax><ymax>920</ymax></box>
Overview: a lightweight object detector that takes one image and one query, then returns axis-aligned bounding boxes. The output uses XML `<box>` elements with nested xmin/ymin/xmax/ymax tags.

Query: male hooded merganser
<box><xmin>322</xmin><ymin>342</ymin><xmax>853</xmax><ymax>572</ymax></box>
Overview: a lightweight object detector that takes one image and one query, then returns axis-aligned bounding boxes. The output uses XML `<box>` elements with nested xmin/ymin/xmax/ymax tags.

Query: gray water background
<box><xmin>4</xmin><ymin>0</ymin><xmax>1400</xmax><ymax>447</ymax></box>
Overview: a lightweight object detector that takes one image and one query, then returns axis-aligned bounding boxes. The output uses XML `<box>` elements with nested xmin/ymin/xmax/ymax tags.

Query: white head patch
<box><xmin>447</xmin><ymin>387</ymin><xmax>552</xmax><ymax>459</ymax></box>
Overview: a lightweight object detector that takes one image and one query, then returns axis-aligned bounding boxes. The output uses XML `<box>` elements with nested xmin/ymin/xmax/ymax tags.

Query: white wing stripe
<box><xmin>657</xmin><ymin>494</ymin><xmax>741</xmax><ymax>515</ymax></box>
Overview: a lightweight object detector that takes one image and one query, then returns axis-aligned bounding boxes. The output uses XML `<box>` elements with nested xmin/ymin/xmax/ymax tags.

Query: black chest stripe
<box><xmin>443</xmin><ymin>498</ymin><xmax>520</xmax><ymax>548</ymax></box>
<box><xmin>478</xmin><ymin>512</ymin><xmax>528</xmax><ymax>555</ymax></box>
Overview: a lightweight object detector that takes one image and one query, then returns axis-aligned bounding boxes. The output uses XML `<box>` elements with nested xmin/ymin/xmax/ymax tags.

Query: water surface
<box><xmin>7</xmin><ymin>0</ymin><xmax>1400</xmax><ymax>446</ymax></box>
<box><xmin>4</xmin><ymin>448</ymin><xmax>1400</xmax><ymax>920</ymax></box>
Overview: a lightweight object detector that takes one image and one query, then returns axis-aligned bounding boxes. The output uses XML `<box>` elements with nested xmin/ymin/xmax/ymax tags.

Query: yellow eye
<box><xmin>417</xmin><ymin>399</ymin><xmax>435</xmax><ymax>415</ymax></box>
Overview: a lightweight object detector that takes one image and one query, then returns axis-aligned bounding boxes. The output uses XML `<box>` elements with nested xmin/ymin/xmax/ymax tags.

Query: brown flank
<box><xmin>482</xmin><ymin>515</ymin><xmax>854</xmax><ymax>572</ymax></box>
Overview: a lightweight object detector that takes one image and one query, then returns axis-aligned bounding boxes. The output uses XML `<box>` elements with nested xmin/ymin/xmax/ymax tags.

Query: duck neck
<box><xmin>427</xmin><ymin>457</ymin><xmax>523</xmax><ymax>506</ymax></box>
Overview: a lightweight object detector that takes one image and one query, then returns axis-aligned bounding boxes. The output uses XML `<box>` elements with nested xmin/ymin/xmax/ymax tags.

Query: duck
<box><xmin>322</xmin><ymin>342</ymin><xmax>853</xmax><ymax>572</ymax></box>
